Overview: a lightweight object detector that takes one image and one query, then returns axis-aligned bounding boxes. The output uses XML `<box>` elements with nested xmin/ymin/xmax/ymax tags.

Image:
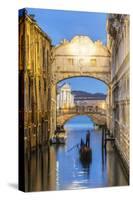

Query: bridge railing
<box><xmin>57</xmin><ymin>106</ymin><xmax>106</xmax><ymax>116</ymax></box>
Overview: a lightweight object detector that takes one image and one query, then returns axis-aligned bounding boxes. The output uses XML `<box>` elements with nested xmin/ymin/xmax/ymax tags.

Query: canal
<box><xmin>24</xmin><ymin>116</ymin><xmax>128</xmax><ymax>192</ymax></box>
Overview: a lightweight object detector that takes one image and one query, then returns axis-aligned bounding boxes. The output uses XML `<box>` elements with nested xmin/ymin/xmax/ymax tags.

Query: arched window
<box><xmin>46</xmin><ymin>50</ymin><xmax>49</xmax><ymax>72</ymax></box>
<box><xmin>20</xmin><ymin>34</ymin><xmax>24</xmax><ymax>67</ymax></box>
<box><xmin>43</xmin><ymin>47</ymin><xmax>45</xmax><ymax>70</ymax></box>
<box><xmin>26</xmin><ymin>34</ymin><xmax>29</xmax><ymax>64</ymax></box>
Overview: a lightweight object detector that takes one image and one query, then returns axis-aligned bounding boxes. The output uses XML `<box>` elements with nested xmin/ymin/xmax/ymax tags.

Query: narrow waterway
<box><xmin>25</xmin><ymin>116</ymin><xmax>128</xmax><ymax>192</ymax></box>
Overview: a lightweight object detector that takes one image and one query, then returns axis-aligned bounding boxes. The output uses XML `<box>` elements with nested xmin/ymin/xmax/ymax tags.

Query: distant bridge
<box><xmin>57</xmin><ymin>106</ymin><xmax>106</xmax><ymax>126</ymax></box>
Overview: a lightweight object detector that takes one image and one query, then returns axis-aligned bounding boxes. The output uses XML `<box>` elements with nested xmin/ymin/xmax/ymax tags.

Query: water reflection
<box><xmin>25</xmin><ymin>145</ymin><xmax>56</xmax><ymax>191</ymax></box>
<box><xmin>25</xmin><ymin>116</ymin><xmax>128</xmax><ymax>192</ymax></box>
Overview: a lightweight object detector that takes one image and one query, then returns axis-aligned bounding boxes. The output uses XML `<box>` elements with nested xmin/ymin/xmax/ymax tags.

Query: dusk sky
<box><xmin>27</xmin><ymin>8</ymin><xmax>108</xmax><ymax>94</ymax></box>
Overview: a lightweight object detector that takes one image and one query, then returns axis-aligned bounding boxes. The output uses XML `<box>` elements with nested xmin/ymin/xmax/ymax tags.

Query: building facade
<box><xmin>19</xmin><ymin>9</ymin><xmax>52</xmax><ymax>151</ymax></box>
<box><xmin>107</xmin><ymin>14</ymin><xmax>130</xmax><ymax>172</ymax></box>
<box><xmin>74</xmin><ymin>95</ymin><xmax>106</xmax><ymax>110</ymax></box>
<box><xmin>57</xmin><ymin>83</ymin><xmax>75</xmax><ymax>110</ymax></box>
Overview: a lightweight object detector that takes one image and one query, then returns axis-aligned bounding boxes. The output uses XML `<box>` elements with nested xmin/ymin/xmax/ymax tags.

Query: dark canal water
<box><xmin>25</xmin><ymin>116</ymin><xmax>128</xmax><ymax>192</ymax></box>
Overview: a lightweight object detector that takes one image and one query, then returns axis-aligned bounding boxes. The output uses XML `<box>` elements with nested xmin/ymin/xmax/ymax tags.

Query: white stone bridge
<box><xmin>57</xmin><ymin>106</ymin><xmax>106</xmax><ymax>126</ymax></box>
<box><xmin>50</xmin><ymin>35</ymin><xmax>111</xmax><ymax>135</ymax></box>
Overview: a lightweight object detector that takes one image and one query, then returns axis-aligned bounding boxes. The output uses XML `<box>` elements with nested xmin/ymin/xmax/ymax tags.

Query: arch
<box><xmin>54</xmin><ymin>71</ymin><xmax>110</xmax><ymax>86</ymax></box>
<box><xmin>57</xmin><ymin>113</ymin><xmax>106</xmax><ymax>126</ymax></box>
<box><xmin>63</xmin><ymin>114</ymin><xmax>93</xmax><ymax>125</ymax></box>
<box><xmin>57</xmin><ymin>75</ymin><xmax>109</xmax><ymax>87</ymax></box>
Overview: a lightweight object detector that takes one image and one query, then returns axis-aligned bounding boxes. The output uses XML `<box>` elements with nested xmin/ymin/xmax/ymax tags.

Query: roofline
<box><xmin>19</xmin><ymin>9</ymin><xmax>52</xmax><ymax>43</ymax></box>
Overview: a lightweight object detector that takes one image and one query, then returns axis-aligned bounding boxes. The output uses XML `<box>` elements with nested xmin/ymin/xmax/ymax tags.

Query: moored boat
<box><xmin>49</xmin><ymin>136</ymin><xmax>57</xmax><ymax>144</ymax></box>
<box><xmin>56</xmin><ymin>132</ymin><xmax>67</xmax><ymax>144</ymax></box>
<box><xmin>50</xmin><ymin>130</ymin><xmax>67</xmax><ymax>144</ymax></box>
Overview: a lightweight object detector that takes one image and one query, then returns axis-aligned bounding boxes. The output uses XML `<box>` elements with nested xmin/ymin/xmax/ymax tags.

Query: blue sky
<box><xmin>58</xmin><ymin>77</ymin><xmax>107</xmax><ymax>94</ymax></box>
<box><xmin>26</xmin><ymin>8</ymin><xmax>108</xmax><ymax>94</ymax></box>
<box><xmin>27</xmin><ymin>8</ymin><xmax>107</xmax><ymax>45</ymax></box>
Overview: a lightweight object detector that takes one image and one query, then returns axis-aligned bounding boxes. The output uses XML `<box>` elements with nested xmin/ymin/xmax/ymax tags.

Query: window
<box><xmin>43</xmin><ymin>47</ymin><xmax>45</xmax><ymax>70</ymax></box>
<box><xmin>44</xmin><ymin>79</ymin><xmax>46</xmax><ymax>92</ymax></box>
<box><xmin>47</xmin><ymin>50</ymin><xmax>49</xmax><ymax>69</ymax></box>
<box><xmin>90</xmin><ymin>58</ymin><xmax>96</xmax><ymax>66</ymax></box>
<box><xmin>26</xmin><ymin>34</ymin><xmax>29</xmax><ymax>63</ymax></box>
<box><xmin>68</xmin><ymin>58</ymin><xmax>74</xmax><ymax>65</ymax></box>
<box><xmin>20</xmin><ymin>34</ymin><xmax>24</xmax><ymax>67</ymax></box>
<box><xmin>28</xmin><ymin>76</ymin><xmax>31</xmax><ymax>109</ymax></box>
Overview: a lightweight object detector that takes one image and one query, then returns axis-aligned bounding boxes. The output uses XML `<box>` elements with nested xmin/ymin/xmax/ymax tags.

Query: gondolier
<box><xmin>86</xmin><ymin>130</ymin><xmax>90</xmax><ymax>147</ymax></box>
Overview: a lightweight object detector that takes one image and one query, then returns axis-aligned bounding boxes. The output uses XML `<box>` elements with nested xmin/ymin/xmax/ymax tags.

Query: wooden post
<box><xmin>104</xmin><ymin>124</ymin><xmax>106</xmax><ymax>148</ymax></box>
<box><xmin>102</xmin><ymin>125</ymin><xmax>104</xmax><ymax>148</ymax></box>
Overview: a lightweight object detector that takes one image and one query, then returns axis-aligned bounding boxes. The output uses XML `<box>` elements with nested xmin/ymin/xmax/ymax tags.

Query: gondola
<box><xmin>79</xmin><ymin>145</ymin><xmax>92</xmax><ymax>162</ymax></box>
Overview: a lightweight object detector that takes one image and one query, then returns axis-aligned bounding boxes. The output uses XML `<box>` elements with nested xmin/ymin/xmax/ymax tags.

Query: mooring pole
<box><xmin>102</xmin><ymin>125</ymin><xmax>104</xmax><ymax>148</ymax></box>
<box><xmin>104</xmin><ymin>124</ymin><xmax>107</xmax><ymax>149</ymax></box>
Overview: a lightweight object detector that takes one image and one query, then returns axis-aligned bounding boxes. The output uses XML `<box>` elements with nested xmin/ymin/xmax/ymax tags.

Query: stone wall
<box><xmin>19</xmin><ymin>10</ymin><xmax>52</xmax><ymax>151</ymax></box>
<box><xmin>107</xmin><ymin>14</ymin><xmax>130</xmax><ymax>172</ymax></box>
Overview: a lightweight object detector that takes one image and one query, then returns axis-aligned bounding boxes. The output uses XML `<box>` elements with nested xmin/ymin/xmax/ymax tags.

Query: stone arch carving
<box><xmin>56</xmin><ymin>75</ymin><xmax>109</xmax><ymax>87</ymax></box>
<box><xmin>52</xmin><ymin>35</ymin><xmax>111</xmax><ymax>85</ymax></box>
<box><xmin>57</xmin><ymin>113</ymin><xmax>106</xmax><ymax>126</ymax></box>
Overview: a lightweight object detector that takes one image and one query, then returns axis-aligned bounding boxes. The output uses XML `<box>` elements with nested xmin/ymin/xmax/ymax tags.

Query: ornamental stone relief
<box><xmin>52</xmin><ymin>35</ymin><xmax>111</xmax><ymax>85</ymax></box>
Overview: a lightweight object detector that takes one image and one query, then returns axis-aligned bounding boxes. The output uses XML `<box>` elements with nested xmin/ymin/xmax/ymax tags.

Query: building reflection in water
<box><xmin>24</xmin><ymin>145</ymin><xmax>56</xmax><ymax>192</ymax></box>
<box><xmin>106</xmin><ymin>143</ymin><xmax>128</xmax><ymax>186</ymax></box>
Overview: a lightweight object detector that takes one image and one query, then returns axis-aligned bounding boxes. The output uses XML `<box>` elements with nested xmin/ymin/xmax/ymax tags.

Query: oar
<box><xmin>66</xmin><ymin>143</ymin><xmax>80</xmax><ymax>153</ymax></box>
